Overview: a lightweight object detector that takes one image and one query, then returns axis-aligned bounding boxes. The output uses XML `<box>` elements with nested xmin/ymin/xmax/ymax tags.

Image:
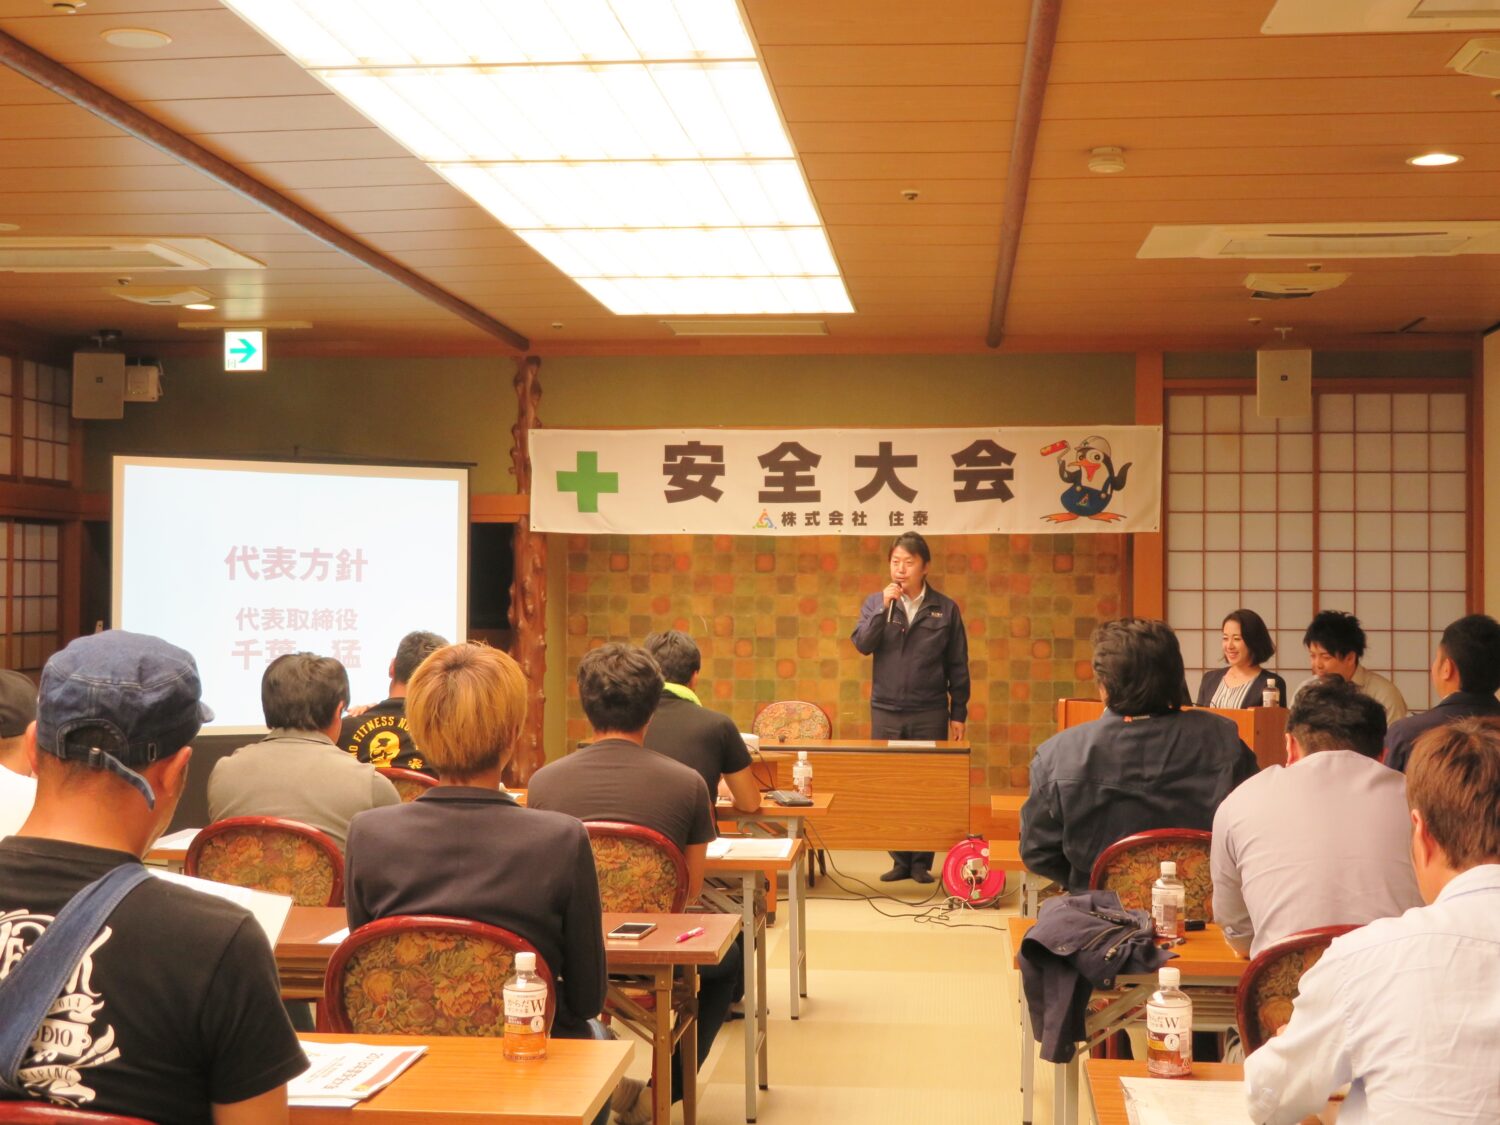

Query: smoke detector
<box><xmin>1088</xmin><ymin>146</ymin><xmax>1126</xmax><ymax>174</ymax></box>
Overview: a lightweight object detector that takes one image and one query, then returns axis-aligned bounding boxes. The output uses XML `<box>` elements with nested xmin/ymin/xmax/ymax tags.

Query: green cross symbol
<box><xmin>557</xmin><ymin>450</ymin><xmax>619</xmax><ymax>513</ymax></box>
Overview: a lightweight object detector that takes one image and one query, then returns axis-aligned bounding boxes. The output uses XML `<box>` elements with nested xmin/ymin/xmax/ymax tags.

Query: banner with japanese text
<box><xmin>530</xmin><ymin>427</ymin><xmax>1161</xmax><ymax>536</ymax></box>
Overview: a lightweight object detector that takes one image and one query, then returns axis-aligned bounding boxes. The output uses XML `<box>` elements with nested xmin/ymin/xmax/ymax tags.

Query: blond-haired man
<box><xmin>1245</xmin><ymin>717</ymin><xmax>1500</xmax><ymax>1124</ymax></box>
<box><xmin>342</xmin><ymin>643</ymin><xmax>606</xmax><ymax>1038</ymax></box>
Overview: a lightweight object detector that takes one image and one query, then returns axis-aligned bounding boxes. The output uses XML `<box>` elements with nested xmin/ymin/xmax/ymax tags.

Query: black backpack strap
<box><xmin>0</xmin><ymin>862</ymin><xmax>151</xmax><ymax>1094</ymax></box>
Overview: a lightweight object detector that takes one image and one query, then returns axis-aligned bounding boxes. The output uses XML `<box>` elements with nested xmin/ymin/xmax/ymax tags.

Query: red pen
<box><xmin>675</xmin><ymin>926</ymin><xmax>705</xmax><ymax>943</ymax></box>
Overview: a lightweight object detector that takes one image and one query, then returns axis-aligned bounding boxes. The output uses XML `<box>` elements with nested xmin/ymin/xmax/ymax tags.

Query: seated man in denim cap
<box><xmin>0</xmin><ymin>631</ymin><xmax>306</xmax><ymax>1125</ymax></box>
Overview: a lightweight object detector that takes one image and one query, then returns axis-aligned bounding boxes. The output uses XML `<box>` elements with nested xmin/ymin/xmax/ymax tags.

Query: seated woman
<box><xmin>1196</xmin><ymin>608</ymin><xmax>1288</xmax><ymax>709</ymax></box>
<box><xmin>344</xmin><ymin>643</ymin><xmax>606</xmax><ymax>1039</ymax></box>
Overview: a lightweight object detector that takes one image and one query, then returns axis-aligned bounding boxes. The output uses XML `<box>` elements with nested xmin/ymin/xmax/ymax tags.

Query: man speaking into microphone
<box><xmin>851</xmin><ymin>532</ymin><xmax>971</xmax><ymax>883</ymax></box>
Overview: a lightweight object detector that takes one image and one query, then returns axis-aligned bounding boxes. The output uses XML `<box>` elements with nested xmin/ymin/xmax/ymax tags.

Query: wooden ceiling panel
<box><xmin>196</xmin><ymin>127</ymin><xmax>406</xmax><ymax>163</ymax></box>
<box><xmin>1028</xmin><ymin>172</ymin><xmax>1500</xmax><ymax>204</ymax></box>
<box><xmin>0</xmin><ymin>102</ymin><xmax>118</xmax><ymax>138</ymax></box>
<box><xmin>1030</xmin><ymin>145</ymin><xmax>1500</xmax><ymax>179</ymax></box>
<box><xmin>0</xmin><ymin>8</ymin><xmax>275</xmax><ymax>63</ymax></box>
<box><xmin>775</xmin><ymin>85</ymin><xmax>1014</xmax><ymax>124</ymax></box>
<box><xmin>1039</xmin><ymin>112</ymin><xmax>1500</xmax><ymax>153</ymax></box>
<box><xmin>791</xmin><ymin>121</ymin><xmax>1008</xmax><ymax>154</ymax></box>
<box><xmin>745</xmin><ymin>1</ymin><xmax>1027</xmax><ymax>47</ymax></box>
<box><xmin>814</xmin><ymin>180</ymin><xmax>1004</xmax><ymax>205</ymax></box>
<box><xmin>803</xmin><ymin>152</ymin><xmax>1009</xmax><ymax>180</ymax></box>
<box><xmin>244</xmin><ymin>158</ymin><xmax>445</xmax><ymax>191</ymax></box>
<box><xmin>146</xmin><ymin>94</ymin><xmax>371</xmax><ymax>136</ymax></box>
<box><xmin>0</xmin><ymin>135</ymin><xmax>183</xmax><ymax>166</ymax></box>
<box><xmin>762</xmin><ymin>46</ymin><xmax>1021</xmax><ymax>87</ymax></box>
<box><xmin>1024</xmin><ymin>197</ymin><xmax>1500</xmax><ymax>225</ymax></box>
<box><xmin>821</xmin><ymin>203</ymin><xmax>1002</xmax><ymax>227</ymax></box>
<box><xmin>69</xmin><ymin>55</ymin><xmax>320</xmax><ymax>101</ymax></box>
<box><xmin>0</xmin><ymin>162</ymin><xmax>217</xmax><ymax>191</ymax></box>
<box><xmin>1044</xmin><ymin>77</ymin><xmax>1488</xmax><ymax>121</ymax></box>
<box><xmin>5</xmin><ymin>211</ymin><xmax>300</xmax><ymax>236</ymax></box>
<box><xmin>0</xmin><ymin>188</ymin><xmax>260</xmax><ymax>215</ymax></box>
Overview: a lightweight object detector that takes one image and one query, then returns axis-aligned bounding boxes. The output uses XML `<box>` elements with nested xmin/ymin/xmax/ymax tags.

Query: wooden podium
<box><xmin>1054</xmin><ymin>698</ymin><xmax>1287</xmax><ymax>770</ymax></box>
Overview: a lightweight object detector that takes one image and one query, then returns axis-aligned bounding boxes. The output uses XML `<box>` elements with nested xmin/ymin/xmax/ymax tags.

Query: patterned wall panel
<box><xmin>563</xmin><ymin>532</ymin><xmax>1125</xmax><ymax>801</ymax></box>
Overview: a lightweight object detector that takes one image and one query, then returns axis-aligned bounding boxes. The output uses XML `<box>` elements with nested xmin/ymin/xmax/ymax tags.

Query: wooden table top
<box><xmin>1007</xmin><ymin>917</ymin><xmax>1247</xmax><ymax>978</ymax></box>
<box><xmin>278</xmin><ymin>908</ymin><xmax>739</xmax><ymax>968</ymax></box>
<box><xmin>291</xmin><ymin>1033</ymin><xmax>632</xmax><ymax>1125</ymax></box>
<box><xmin>1086</xmin><ymin>1060</ymin><xmax>1245</xmax><ymax>1125</ymax></box>
<box><xmin>703</xmin><ymin>835</ymin><xmax>806</xmax><ymax>873</ymax></box>
<box><xmin>988</xmin><ymin>839</ymin><xmax>1025</xmax><ymax>870</ymax></box>
<box><xmin>753</xmin><ymin>739</ymin><xmax>970</xmax><ymax>754</ymax></box>
<box><xmin>990</xmin><ymin>792</ymin><xmax>1027</xmax><ymax>815</ymax></box>
<box><xmin>716</xmin><ymin>792</ymin><xmax>835</xmax><ymax>817</ymax></box>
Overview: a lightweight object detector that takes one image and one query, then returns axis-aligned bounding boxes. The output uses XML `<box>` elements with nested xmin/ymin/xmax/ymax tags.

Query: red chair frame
<box><xmin>184</xmin><ymin>815</ymin><xmax>345</xmax><ymax>906</ymax></box>
<box><xmin>584</xmin><ymin>821</ymin><xmax>690</xmax><ymax>913</ymax></box>
<box><xmin>0</xmin><ymin>1109</ymin><xmax>159</xmax><ymax>1125</ymax></box>
<box><xmin>1235</xmin><ymin>924</ymin><xmax>1361</xmax><ymax>1055</ymax></box>
<box><xmin>1089</xmin><ymin>827</ymin><xmax>1214</xmax><ymax>910</ymax></box>
<box><xmin>377</xmin><ymin>767</ymin><xmax>438</xmax><ymax>801</ymax></box>
<box><xmin>321</xmin><ymin>914</ymin><xmax>557</xmax><ymax>1034</ymax></box>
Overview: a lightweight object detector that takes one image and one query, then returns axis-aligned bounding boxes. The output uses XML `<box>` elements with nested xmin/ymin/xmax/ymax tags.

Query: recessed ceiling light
<box><xmin>184</xmin><ymin>303</ymin><xmax>216</xmax><ymax>310</ymax></box>
<box><xmin>1407</xmin><ymin>152</ymin><xmax>1464</xmax><ymax>167</ymax></box>
<box><xmin>101</xmin><ymin>27</ymin><xmax>173</xmax><ymax>48</ymax></box>
<box><xmin>1088</xmin><ymin>146</ymin><xmax>1126</xmax><ymax>174</ymax></box>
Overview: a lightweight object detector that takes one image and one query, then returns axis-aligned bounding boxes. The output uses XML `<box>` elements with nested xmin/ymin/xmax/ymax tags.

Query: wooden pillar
<box><xmin>507</xmin><ymin>355</ymin><xmax>547</xmax><ymax>785</ymax></box>
<box><xmin>1131</xmin><ymin>350</ymin><xmax>1166</xmax><ymax>619</ymax></box>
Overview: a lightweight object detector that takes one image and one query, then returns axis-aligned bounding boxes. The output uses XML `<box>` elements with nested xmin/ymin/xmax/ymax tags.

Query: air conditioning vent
<box><xmin>1448</xmin><ymin>37</ymin><xmax>1500</xmax><ymax>78</ymax></box>
<box><xmin>1265</xmin><ymin>0</ymin><xmax>1500</xmax><ymax>34</ymax></box>
<box><xmin>107</xmin><ymin>285</ymin><xmax>214</xmax><ymax>307</ymax></box>
<box><xmin>1244</xmin><ymin>272</ymin><xmax>1349</xmax><ymax>295</ymax></box>
<box><xmin>0</xmin><ymin>237</ymin><xmax>264</xmax><ymax>273</ymax></box>
<box><xmin>1139</xmin><ymin>223</ymin><xmax>1500</xmax><ymax>260</ymax></box>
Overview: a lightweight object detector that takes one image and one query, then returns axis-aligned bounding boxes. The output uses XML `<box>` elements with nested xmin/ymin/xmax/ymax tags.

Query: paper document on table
<box><xmin>708</xmin><ymin>837</ymin><xmax>794</xmax><ymax>860</ymax></box>
<box><xmin>1119</xmin><ymin>1077</ymin><xmax>1253</xmax><ymax>1124</ymax></box>
<box><xmin>319</xmin><ymin>927</ymin><xmax>350</xmax><ymax>945</ymax></box>
<box><xmin>886</xmin><ymin>739</ymin><xmax>937</xmax><ymax>748</ymax></box>
<box><xmin>289</xmin><ymin>1041</ymin><xmax>426</xmax><ymax>1108</ymax></box>
<box><xmin>149</xmin><ymin>869</ymin><xmax>292</xmax><ymax>945</ymax></box>
<box><xmin>152</xmin><ymin>827</ymin><xmax>201</xmax><ymax>851</ymax></box>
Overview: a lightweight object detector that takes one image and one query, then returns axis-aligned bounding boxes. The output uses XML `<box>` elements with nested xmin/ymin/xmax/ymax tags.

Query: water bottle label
<box><xmin>505</xmin><ymin>990</ymin><xmax>547</xmax><ymax>1021</ymax></box>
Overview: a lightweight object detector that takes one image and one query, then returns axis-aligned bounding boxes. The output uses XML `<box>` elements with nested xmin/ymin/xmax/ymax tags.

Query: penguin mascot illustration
<box><xmin>1044</xmin><ymin>436</ymin><xmax>1132</xmax><ymax>522</ymax></box>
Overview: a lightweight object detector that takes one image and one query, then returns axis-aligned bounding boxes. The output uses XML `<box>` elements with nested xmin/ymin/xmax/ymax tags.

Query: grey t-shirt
<box><xmin>527</xmin><ymin>738</ymin><xmax>717</xmax><ymax>851</ymax></box>
<box><xmin>206</xmin><ymin>729</ymin><xmax>399</xmax><ymax>851</ymax></box>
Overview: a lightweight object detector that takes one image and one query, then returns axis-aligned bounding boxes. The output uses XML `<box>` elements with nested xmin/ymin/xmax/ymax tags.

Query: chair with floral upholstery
<box><xmin>321</xmin><ymin>915</ymin><xmax>554</xmax><ymax>1035</ymax></box>
<box><xmin>186</xmin><ymin>816</ymin><xmax>344</xmax><ymax>907</ymax></box>
<box><xmin>0</xmin><ymin>1109</ymin><xmax>161</xmax><ymax>1124</ymax></box>
<box><xmin>377</xmin><ymin>767</ymin><xmax>437</xmax><ymax>802</ymax></box>
<box><xmin>1089</xmin><ymin>828</ymin><xmax>1215</xmax><ymax>920</ymax></box>
<box><xmin>1236</xmin><ymin>924</ymin><xmax>1360</xmax><ymax>1054</ymax></box>
<box><xmin>584</xmin><ymin>821</ymin><xmax>688</xmax><ymax>913</ymax></box>
<box><xmin>751</xmin><ymin>700</ymin><xmax>832</xmax><ymax>744</ymax></box>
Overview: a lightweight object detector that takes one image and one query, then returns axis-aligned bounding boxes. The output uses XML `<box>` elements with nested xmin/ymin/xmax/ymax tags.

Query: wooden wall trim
<box><xmin>1132</xmin><ymin>350</ymin><xmax>1165</xmax><ymax>620</ymax></box>
<box><xmin>470</xmin><ymin>494</ymin><xmax>528</xmax><ymax>522</ymax></box>
<box><xmin>507</xmin><ymin>356</ymin><xmax>547</xmax><ymax>785</ymax></box>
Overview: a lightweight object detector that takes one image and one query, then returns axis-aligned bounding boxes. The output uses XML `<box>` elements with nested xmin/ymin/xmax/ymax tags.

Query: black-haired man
<box><xmin>1296</xmin><ymin>610</ymin><xmax>1408</xmax><ymax>724</ymax></box>
<box><xmin>643</xmin><ymin>630</ymin><xmax>761</xmax><ymax>814</ymax></box>
<box><xmin>1383</xmin><ymin>614</ymin><xmax>1500</xmax><ymax>772</ymax></box>
<box><xmin>209</xmin><ymin>651</ymin><xmax>398</xmax><ymax>850</ymax></box>
<box><xmin>0</xmin><ymin>631</ymin><xmax>306</xmax><ymax>1124</ymax></box>
<box><xmin>339</xmin><ymin>629</ymin><xmax>448</xmax><ymax>772</ymax></box>
<box><xmin>1211</xmin><ymin>677</ymin><xmax>1420</xmax><ymax>958</ymax></box>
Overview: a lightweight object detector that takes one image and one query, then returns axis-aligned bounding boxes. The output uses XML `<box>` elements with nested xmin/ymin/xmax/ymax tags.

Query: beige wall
<box><xmin>83</xmin><ymin>355</ymin><xmax>518</xmax><ymax>493</ymax></box>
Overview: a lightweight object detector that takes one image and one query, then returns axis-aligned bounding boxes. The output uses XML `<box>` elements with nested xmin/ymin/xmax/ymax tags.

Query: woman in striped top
<box><xmin>1195</xmin><ymin>608</ymin><xmax>1288</xmax><ymax>709</ymax></box>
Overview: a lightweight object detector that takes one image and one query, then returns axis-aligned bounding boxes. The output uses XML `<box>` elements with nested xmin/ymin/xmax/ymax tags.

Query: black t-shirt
<box><xmin>339</xmin><ymin>697</ymin><xmax>429</xmax><ymax>773</ymax></box>
<box><xmin>527</xmin><ymin>739</ymin><xmax>717</xmax><ymax>851</ymax></box>
<box><xmin>644</xmin><ymin>691</ymin><xmax>753</xmax><ymax>798</ymax></box>
<box><xmin>0</xmin><ymin>837</ymin><xmax>307</xmax><ymax>1125</ymax></box>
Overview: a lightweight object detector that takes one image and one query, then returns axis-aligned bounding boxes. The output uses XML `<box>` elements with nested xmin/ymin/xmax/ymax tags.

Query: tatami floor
<box><xmin>620</xmin><ymin>851</ymin><xmax>1068</xmax><ymax>1125</ymax></box>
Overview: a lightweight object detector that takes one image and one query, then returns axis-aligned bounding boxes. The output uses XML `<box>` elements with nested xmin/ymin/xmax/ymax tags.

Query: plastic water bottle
<box><xmin>503</xmin><ymin>951</ymin><xmax>548</xmax><ymax>1061</ymax></box>
<box><xmin>1151</xmin><ymin>861</ymin><xmax>1186</xmax><ymax>939</ymax></box>
<box><xmin>793</xmin><ymin>750</ymin><xmax>813</xmax><ymax>797</ymax></box>
<box><xmin>1146</xmin><ymin>966</ymin><xmax>1193</xmax><ymax>1077</ymax></box>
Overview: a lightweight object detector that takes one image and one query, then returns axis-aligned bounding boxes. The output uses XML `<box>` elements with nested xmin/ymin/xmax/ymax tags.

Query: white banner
<box><xmin>530</xmin><ymin>427</ymin><xmax>1161</xmax><ymax>536</ymax></box>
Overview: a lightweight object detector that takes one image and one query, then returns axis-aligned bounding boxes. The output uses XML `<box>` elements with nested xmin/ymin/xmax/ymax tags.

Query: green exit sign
<box><xmin>223</xmin><ymin>329</ymin><xmax>266</xmax><ymax>373</ymax></box>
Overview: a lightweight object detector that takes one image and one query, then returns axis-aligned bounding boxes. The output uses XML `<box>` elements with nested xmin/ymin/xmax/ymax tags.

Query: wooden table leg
<box><xmin>680</xmin><ymin>965</ymin><xmax>699</xmax><ymax>1125</ymax></box>
<box><xmin>752</xmin><ymin>872</ymin><xmax>768</xmax><ymax>1092</ymax></box>
<box><xmin>652</xmin><ymin>965</ymin><xmax>674</xmax><ymax>1125</ymax></box>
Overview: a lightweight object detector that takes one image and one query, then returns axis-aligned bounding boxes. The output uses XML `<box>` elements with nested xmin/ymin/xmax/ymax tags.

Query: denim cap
<box><xmin>36</xmin><ymin>631</ymin><xmax>214</xmax><ymax>809</ymax></box>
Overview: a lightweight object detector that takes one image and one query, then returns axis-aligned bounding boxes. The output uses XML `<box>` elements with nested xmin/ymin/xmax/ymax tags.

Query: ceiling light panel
<box><xmin>575</xmin><ymin>276</ymin><xmax>853</xmax><ymax>316</ymax></box>
<box><xmin>432</xmin><ymin>160</ymin><xmax>817</xmax><ymax>229</ymax></box>
<box><xmin>221</xmin><ymin>0</ymin><xmax>847</xmax><ymax>318</ymax></box>
<box><xmin>316</xmin><ymin>63</ymin><xmax>792</xmax><ymax>161</ymax></box>
<box><xmin>223</xmin><ymin>0</ymin><xmax>752</xmax><ymax>68</ymax></box>
<box><xmin>516</xmin><ymin>227</ymin><xmax>840</xmax><ymax>278</ymax></box>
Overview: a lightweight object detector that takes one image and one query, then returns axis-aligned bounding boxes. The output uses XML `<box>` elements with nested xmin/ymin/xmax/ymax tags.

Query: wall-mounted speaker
<box><xmin>72</xmin><ymin>352</ymin><xmax>126</xmax><ymax>419</ymax></box>
<box><xmin>1256</xmin><ymin>348</ymin><xmax>1312</xmax><ymax>418</ymax></box>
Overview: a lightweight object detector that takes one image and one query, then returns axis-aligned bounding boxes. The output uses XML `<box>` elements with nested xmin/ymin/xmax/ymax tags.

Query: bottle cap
<box><xmin>1160</xmin><ymin>861</ymin><xmax>1176</xmax><ymax>876</ymax></box>
<box><xmin>515</xmin><ymin>951</ymin><xmax>536</xmax><ymax>972</ymax></box>
<box><xmin>797</xmin><ymin>750</ymin><xmax>808</xmax><ymax>760</ymax></box>
<box><xmin>1159</xmin><ymin>966</ymin><xmax>1181</xmax><ymax>988</ymax></box>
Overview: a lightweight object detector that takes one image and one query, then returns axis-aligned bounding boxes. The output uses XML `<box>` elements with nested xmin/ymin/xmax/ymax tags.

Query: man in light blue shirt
<box><xmin>1245</xmin><ymin>716</ymin><xmax>1500</xmax><ymax>1124</ymax></box>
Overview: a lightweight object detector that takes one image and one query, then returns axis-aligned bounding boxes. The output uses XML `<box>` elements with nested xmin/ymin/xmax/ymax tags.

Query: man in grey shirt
<box><xmin>208</xmin><ymin>652</ymin><xmax>398</xmax><ymax>851</ymax></box>
<box><xmin>1211</xmin><ymin>676</ymin><xmax>1421</xmax><ymax>959</ymax></box>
